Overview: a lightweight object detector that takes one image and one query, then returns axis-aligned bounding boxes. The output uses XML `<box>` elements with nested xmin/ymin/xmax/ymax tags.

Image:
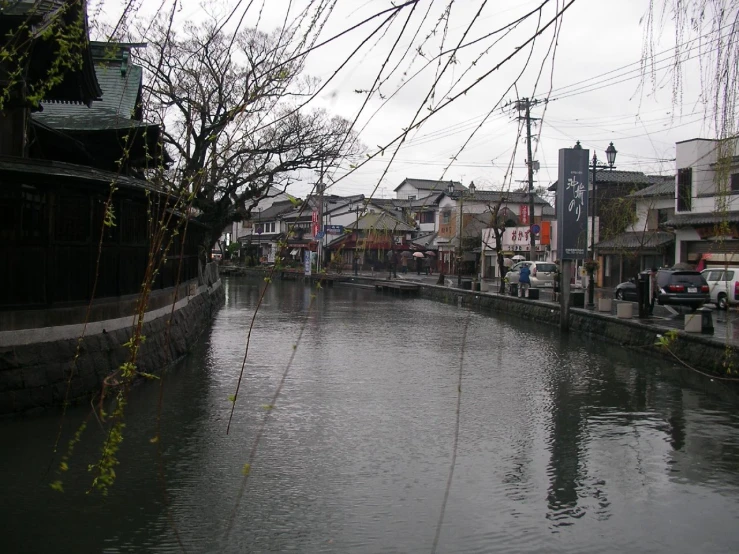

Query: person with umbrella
<box><xmin>413</xmin><ymin>252</ymin><xmax>424</xmax><ymax>275</ymax></box>
<box><xmin>400</xmin><ymin>250</ymin><xmax>410</xmax><ymax>274</ymax></box>
<box><xmin>519</xmin><ymin>262</ymin><xmax>531</xmax><ymax>298</ymax></box>
<box><xmin>425</xmin><ymin>251</ymin><xmax>436</xmax><ymax>275</ymax></box>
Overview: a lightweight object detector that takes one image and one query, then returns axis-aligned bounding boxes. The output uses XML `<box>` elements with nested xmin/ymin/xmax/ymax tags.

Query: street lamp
<box><xmin>256</xmin><ymin>207</ymin><xmax>262</xmax><ymax>264</ymax></box>
<box><xmin>574</xmin><ymin>140</ymin><xmax>617</xmax><ymax>308</ymax></box>
<box><xmin>448</xmin><ymin>180</ymin><xmax>476</xmax><ymax>287</ymax></box>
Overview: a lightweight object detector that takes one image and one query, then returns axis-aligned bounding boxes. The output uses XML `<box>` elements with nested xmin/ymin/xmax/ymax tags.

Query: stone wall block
<box><xmin>22</xmin><ymin>366</ymin><xmax>50</xmax><ymax>389</ymax></box>
<box><xmin>0</xmin><ymin>368</ymin><xmax>25</xmax><ymax>392</ymax></box>
<box><xmin>0</xmin><ymin>348</ymin><xmax>19</xmax><ymax>370</ymax></box>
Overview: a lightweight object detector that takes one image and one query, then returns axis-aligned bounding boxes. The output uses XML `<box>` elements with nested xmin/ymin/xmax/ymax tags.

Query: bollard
<box><xmin>637</xmin><ymin>273</ymin><xmax>650</xmax><ymax>318</ymax></box>
<box><xmin>698</xmin><ymin>307</ymin><xmax>714</xmax><ymax>335</ymax></box>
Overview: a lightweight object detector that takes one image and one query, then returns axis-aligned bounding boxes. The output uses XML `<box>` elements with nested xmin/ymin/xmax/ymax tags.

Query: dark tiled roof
<box><xmin>1</xmin><ymin>1</ymin><xmax>103</xmax><ymax>105</ymax></box>
<box><xmin>664</xmin><ymin>211</ymin><xmax>739</xmax><ymax>227</ymax></box>
<box><xmin>0</xmin><ymin>156</ymin><xmax>157</xmax><ymax>192</ymax></box>
<box><xmin>255</xmin><ymin>200</ymin><xmax>297</xmax><ymax>220</ymax></box>
<box><xmin>35</xmin><ymin>42</ymin><xmax>144</xmax><ymax>130</ymax></box>
<box><xmin>547</xmin><ymin>171</ymin><xmax>671</xmax><ymax>191</ymax></box>
<box><xmin>348</xmin><ymin>210</ymin><xmax>415</xmax><ymax>232</ymax></box>
<box><xmin>595</xmin><ymin>231</ymin><xmax>674</xmax><ymax>250</ymax></box>
<box><xmin>394</xmin><ymin>178</ymin><xmax>465</xmax><ymax>193</ymax></box>
<box><xmin>463</xmin><ymin>190</ymin><xmax>550</xmax><ymax>206</ymax></box>
<box><xmin>0</xmin><ymin>0</ymin><xmax>66</xmax><ymax>17</ymax></box>
<box><xmin>410</xmin><ymin>232</ymin><xmax>437</xmax><ymax>248</ymax></box>
<box><xmin>630</xmin><ymin>179</ymin><xmax>675</xmax><ymax>198</ymax></box>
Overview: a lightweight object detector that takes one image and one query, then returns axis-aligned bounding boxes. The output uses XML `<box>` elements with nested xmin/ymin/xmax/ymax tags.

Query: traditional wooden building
<box><xmin>1</xmin><ymin>7</ymin><xmax>199</xmax><ymax>312</ymax></box>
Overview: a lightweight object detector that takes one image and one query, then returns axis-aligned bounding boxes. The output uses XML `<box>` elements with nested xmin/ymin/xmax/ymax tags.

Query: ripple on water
<box><xmin>3</xmin><ymin>279</ymin><xmax>739</xmax><ymax>553</ymax></box>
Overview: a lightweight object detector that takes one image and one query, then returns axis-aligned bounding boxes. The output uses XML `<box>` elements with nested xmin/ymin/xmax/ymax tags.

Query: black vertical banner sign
<box><xmin>557</xmin><ymin>148</ymin><xmax>589</xmax><ymax>259</ymax></box>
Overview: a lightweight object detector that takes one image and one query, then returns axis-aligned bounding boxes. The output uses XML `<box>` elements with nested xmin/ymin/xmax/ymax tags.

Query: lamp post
<box><xmin>448</xmin><ymin>180</ymin><xmax>476</xmax><ymax>287</ymax></box>
<box><xmin>574</xmin><ymin>140</ymin><xmax>617</xmax><ymax>308</ymax></box>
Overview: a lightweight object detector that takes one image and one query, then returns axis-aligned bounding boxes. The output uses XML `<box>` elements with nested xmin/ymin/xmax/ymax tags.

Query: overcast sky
<box><xmin>95</xmin><ymin>0</ymin><xmax>714</xmax><ymax>199</ymax></box>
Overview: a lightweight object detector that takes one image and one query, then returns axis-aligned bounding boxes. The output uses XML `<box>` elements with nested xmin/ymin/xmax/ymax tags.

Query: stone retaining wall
<box><xmin>419</xmin><ymin>284</ymin><xmax>739</xmax><ymax>378</ymax></box>
<box><xmin>0</xmin><ymin>269</ymin><xmax>224</xmax><ymax>415</ymax></box>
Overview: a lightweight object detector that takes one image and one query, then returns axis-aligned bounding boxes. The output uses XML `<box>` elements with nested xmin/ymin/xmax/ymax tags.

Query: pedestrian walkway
<box><xmin>345</xmin><ymin>269</ymin><xmax>739</xmax><ymax>349</ymax></box>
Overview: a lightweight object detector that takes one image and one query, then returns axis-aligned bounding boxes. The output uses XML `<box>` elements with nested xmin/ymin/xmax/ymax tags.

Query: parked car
<box><xmin>613</xmin><ymin>274</ymin><xmax>643</xmax><ymax>301</ymax></box>
<box><xmin>613</xmin><ymin>268</ymin><xmax>709</xmax><ymax>310</ymax></box>
<box><xmin>506</xmin><ymin>261</ymin><xmax>558</xmax><ymax>288</ymax></box>
<box><xmin>701</xmin><ymin>267</ymin><xmax>739</xmax><ymax>309</ymax></box>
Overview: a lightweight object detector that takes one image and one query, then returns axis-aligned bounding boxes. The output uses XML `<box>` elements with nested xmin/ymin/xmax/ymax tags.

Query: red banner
<box><xmin>312</xmin><ymin>210</ymin><xmax>319</xmax><ymax>236</ymax></box>
<box><xmin>520</xmin><ymin>205</ymin><xmax>529</xmax><ymax>225</ymax></box>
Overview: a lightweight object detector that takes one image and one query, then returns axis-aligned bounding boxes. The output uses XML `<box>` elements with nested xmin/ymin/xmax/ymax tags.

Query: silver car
<box><xmin>701</xmin><ymin>267</ymin><xmax>739</xmax><ymax>309</ymax></box>
<box><xmin>506</xmin><ymin>261</ymin><xmax>558</xmax><ymax>288</ymax></box>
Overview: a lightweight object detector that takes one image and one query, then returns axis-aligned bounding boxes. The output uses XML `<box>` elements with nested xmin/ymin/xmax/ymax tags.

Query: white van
<box><xmin>701</xmin><ymin>267</ymin><xmax>739</xmax><ymax>309</ymax></box>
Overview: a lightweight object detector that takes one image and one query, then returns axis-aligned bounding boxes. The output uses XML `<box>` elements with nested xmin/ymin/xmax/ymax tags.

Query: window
<box><xmin>407</xmin><ymin>195</ymin><xmax>416</xmax><ymax>201</ymax></box>
<box><xmin>731</xmin><ymin>173</ymin><xmax>739</xmax><ymax>193</ymax></box>
<box><xmin>442</xmin><ymin>210</ymin><xmax>451</xmax><ymax>224</ymax></box>
<box><xmin>706</xmin><ymin>270</ymin><xmax>723</xmax><ymax>282</ymax></box>
<box><xmin>419</xmin><ymin>211</ymin><xmax>435</xmax><ymax>224</ymax></box>
<box><xmin>677</xmin><ymin>168</ymin><xmax>692</xmax><ymax>211</ymax></box>
<box><xmin>658</xmin><ymin>208</ymin><xmax>674</xmax><ymax>227</ymax></box>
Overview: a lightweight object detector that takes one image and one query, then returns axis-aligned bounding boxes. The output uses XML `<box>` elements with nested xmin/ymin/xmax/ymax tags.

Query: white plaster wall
<box><xmin>675</xmin><ymin>139</ymin><xmax>739</xmax><ymax>212</ymax></box>
<box><xmin>630</xmin><ymin>196</ymin><xmax>674</xmax><ymax>231</ymax></box>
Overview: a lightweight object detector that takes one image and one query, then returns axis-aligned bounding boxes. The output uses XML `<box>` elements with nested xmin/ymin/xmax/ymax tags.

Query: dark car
<box><xmin>613</xmin><ymin>268</ymin><xmax>709</xmax><ymax>310</ymax></box>
<box><xmin>613</xmin><ymin>275</ymin><xmax>643</xmax><ymax>301</ymax></box>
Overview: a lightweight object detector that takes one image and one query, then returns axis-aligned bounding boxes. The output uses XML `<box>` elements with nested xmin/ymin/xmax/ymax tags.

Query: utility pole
<box><xmin>511</xmin><ymin>97</ymin><xmax>543</xmax><ymax>262</ymax></box>
<box><xmin>317</xmin><ymin>161</ymin><xmax>325</xmax><ymax>271</ymax></box>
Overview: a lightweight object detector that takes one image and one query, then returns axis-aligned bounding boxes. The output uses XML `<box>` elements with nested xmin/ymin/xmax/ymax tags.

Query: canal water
<box><xmin>3</xmin><ymin>277</ymin><xmax>739</xmax><ymax>553</ymax></box>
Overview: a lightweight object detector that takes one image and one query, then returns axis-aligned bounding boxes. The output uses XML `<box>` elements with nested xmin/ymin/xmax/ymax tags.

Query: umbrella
<box><xmin>425</xmin><ymin>251</ymin><xmax>436</xmax><ymax>256</ymax></box>
<box><xmin>400</xmin><ymin>251</ymin><xmax>413</xmax><ymax>258</ymax></box>
<box><xmin>503</xmin><ymin>258</ymin><xmax>514</xmax><ymax>268</ymax></box>
<box><xmin>512</xmin><ymin>255</ymin><xmax>526</xmax><ymax>261</ymax></box>
<box><xmin>412</xmin><ymin>252</ymin><xmax>425</xmax><ymax>258</ymax></box>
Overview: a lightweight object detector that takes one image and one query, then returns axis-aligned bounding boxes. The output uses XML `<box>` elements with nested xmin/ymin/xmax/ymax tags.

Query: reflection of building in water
<box><xmin>545</xmin><ymin>366</ymin><xmax>586</xmax><ymax>524</ymax></box>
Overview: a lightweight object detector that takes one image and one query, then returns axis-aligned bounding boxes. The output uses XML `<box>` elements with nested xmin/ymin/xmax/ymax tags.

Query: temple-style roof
<box><xmin>35</xmin><ymin>42</ymin><xmax>146</xmax><ymax>130</ymax></box>
<box><xmin>0</xmin><ymin>0</ymin><xmax>102</xmax><ymax>106</ymax></box>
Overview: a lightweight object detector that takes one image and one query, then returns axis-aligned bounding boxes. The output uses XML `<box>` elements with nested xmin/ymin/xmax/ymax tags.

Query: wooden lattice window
<box><xmin>677</xmin><ymin>168</ymin><xmax>692</xmax><ymax>212</ymax></box>
<box><xmin>56</xmin><ymin>193</ymin><xmax>89</xmax><ymax>243</ymax></box>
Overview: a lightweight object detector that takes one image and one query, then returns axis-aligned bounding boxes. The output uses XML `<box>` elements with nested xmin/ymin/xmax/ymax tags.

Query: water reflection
<box><xmin>2</xmin><ymin>277</ymin><xmax>739</xmax><ymax>553</ymax></box>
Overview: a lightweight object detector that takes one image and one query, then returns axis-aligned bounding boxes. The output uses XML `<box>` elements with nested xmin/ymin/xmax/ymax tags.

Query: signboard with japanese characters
<box><xmin>501</xmin><ymin>226</ymin><xmax>540</xmax><ymax>251</ymax></box>
<box><xmin>324</xmin><ymin>225</ymin><xmax>344</xmax><ymax>235</ymax></box>
<box><xmin>520</xmin><ymin>204</ymin><xmax>529</xmax><ymax>225</ymax></box>
<box><xmin>556</xmin><ymin>148</ymin><xmax>589</xmax><ymax>259</ymax></box>
<box><xmin>303</xmin><ymin>250</ymin><xmax>312</xmax><ymax>276</ymax></box>
<box><xmin>311</xmin><ymin>210</ymin><xmax>319</xmax><ymax>236</ymax></box>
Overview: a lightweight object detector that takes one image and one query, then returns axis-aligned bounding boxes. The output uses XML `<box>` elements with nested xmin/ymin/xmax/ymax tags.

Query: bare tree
<box><xmin>136</xmin><ymin>19</ymin><xmax>360</xmax><ymax>254</ymax></box>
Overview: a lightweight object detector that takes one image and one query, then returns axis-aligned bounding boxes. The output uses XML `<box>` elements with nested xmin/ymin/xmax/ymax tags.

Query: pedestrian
<box><xmin>387</xmin><ymin>249</ymin><xmax>398</xmax><ymax>279</ymax></box>
<box><xmin>353</xmin><ymin>255</ymin><xmax>359</xmax><ymax>276</ymax></box>
<box><xmin>519</xmin><ymin>263</ymin><xmax>531</xmax><ymax>298</ymax></box>
<box><xmin>423</xmin><ymin>256</ymin><xmax>430</xmax><ymax>275</ymax></box>
<box><xmin>649</xmin><ymin>267</ymin><xmax>659</xmax><ymax>315</ymax></box>
<box><xmin>552</xmin><ymin>262</ymin><xmax>560</xmax><ymax>302</ymax></box>
<box><xmin>416</xmin><ymin>256</ymin><xmax>423</xmax><ymax>275</ymax></box>
<box><xmin>401</xmin><ymin>255</ymin><xmax>408</xmax><ymax>274</ymax></box>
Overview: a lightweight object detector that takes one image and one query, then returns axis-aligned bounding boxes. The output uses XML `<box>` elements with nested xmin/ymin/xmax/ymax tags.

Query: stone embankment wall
<box><xmin>0</xmin><ymin>263</ymin><xmax>224</xmax><ymax>415</ymax></box>
<box><xmin>420</xmin><ymin>284</ymin><xmax>739</xmax><ymax>378</ymax></box>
